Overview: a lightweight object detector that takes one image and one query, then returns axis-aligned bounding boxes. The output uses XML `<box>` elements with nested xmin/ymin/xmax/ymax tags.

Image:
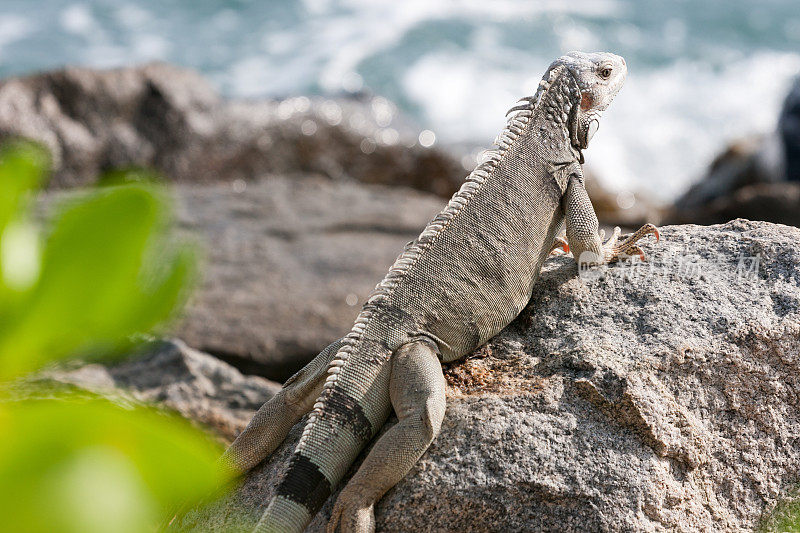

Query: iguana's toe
<box><xmin>623</xmin><ymin>244</ymin><xmax>645</xmax><ymax>261</ymax></box>
<box><xmin>618</xmin><ymin>223</ymin><xmax>660</xmax><ymax>245</ymax></box>
<box><xmin>328</xmin><ymin>492</ymin><xmax>375</xmax><ymax>533</ymax></box>
<box><xmin>603</xmin><ymin>226</ymin><xmax>622</xmax><ymax>249</ymax></box>
<box><xmin>549</xmin><ymin>236</ymin><xmax>570</xmax><ymax>256</ymax></box>
<box><xmin>327</xmin><ymin>503</ymin><xmax>343</xmax><ymax>533</ymax></box>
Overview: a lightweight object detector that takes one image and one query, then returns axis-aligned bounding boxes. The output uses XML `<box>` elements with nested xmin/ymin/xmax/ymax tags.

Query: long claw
<box><xmin>630</xmin><ymin>223</ymin><xmax>659</xmax><ymax>243</ymax></box>
<box><xmin>625</xmin><ymin>245</ymin><xmax>646</xmax><ymax>261</ymax></box>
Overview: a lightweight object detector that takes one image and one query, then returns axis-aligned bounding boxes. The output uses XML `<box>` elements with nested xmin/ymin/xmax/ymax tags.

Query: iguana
<box><xmin>220</xmin><ymin>51</ymin><xmax>659</xmax><ymax>533</ymax></box>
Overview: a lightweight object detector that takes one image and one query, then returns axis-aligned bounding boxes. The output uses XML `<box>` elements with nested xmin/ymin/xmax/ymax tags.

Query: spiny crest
<box><xmin>536</xmin><ymin>65</ymin><xmax>581</xmax><ymax>127</ymax></box>
<box><xmin>348</xmin><ymin>66</ymin><xmax>577</xmax><ymax>316</ymax></box>
<box><xmin>360</xmin><ymin>76</ymin><xmax>562</xmax><ymax>307</ymax></box>
<box><xmin>531</xmin><ymin>65</ymin><xmax>582</xmax><ymax>150</ymax></box>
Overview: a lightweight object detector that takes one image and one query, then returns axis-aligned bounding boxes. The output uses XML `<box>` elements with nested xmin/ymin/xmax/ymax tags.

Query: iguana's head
<box><xmin>547</xmin><ymin>51</ymin><xmax>627</xmax><ymax>151</ymax></box>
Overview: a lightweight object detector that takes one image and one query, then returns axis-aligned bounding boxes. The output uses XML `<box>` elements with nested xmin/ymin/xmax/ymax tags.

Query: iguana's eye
<box><xmin>599</xmin><ymin>67</ymin><xmax>612</xmax><ymax>79</ymax></box>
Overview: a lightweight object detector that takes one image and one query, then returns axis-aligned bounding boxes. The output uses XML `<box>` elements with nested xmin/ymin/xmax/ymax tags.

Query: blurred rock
<box><xmin>170</xmin><ymin>176</ymin><xmax>443</xmax><ymax>380</ymax></box>
<box><xmin>670</xmin><ymin>77</ymin><xmax>800</xmax><ymax>226</ymax></box>
<box><xmin>584</xmin><ymin>174</ymin><xmax>662</xmax><ymax>229</ymax></box>
<box><xmin>780</xmin><ymin>75</ymin><xmax>800</xmax><ymax>182</ymax></box>
<box><xmin>176</xmin><ymin>220</ymin><xmax>800</xmax><ymax>532</ymax></box>
<box><xmin>0</xmin><ymin>63</ymin><xmax>219</xmax><ymax>187</ymax></box>
<box><xmin>42</xmin><ymin>339</ymin><xmax>280</xmax><ymax>442</ymax></box>
<box><xmin>0</xmin><ymin>63</ymin><xmax>464</xmax><ymax>196</ymax></box>
<box><xmin>670</xmin><ymin>182</ymin><xmax>800</xmax><ymax>226</ymax></box>
<box><xmin>219</xmin><ymin>97</ymin><xmax>465</xmax><ymax>197</ymax></box>
<box><xmin>669</xmin><ymin>135</ymin><xmax>784</xmax><ymax>222</ymax></box>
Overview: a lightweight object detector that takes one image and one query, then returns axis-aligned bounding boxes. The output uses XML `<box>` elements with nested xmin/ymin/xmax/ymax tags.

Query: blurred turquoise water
<box><xmin>2</xmin><ymin>0</ymin><xmax>800</xmax><ymax>198</ymax></box>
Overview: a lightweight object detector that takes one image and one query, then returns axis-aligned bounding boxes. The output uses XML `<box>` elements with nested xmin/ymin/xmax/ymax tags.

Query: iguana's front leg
<box><xmin>563</xmin><ymin>170</ymin><xmax>659</xmax><ymax>265</ymax></box>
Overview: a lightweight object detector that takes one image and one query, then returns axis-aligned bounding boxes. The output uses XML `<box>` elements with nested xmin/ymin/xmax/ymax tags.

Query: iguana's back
<box><xmin>385</xmin><ymin>123</ymin><xmax>570</xmax><ymax>361</ymax></box>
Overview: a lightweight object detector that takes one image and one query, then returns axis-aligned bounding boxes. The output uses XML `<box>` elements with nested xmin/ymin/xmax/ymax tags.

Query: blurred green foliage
<box><xmin>0</xmin><ymin>140</ymin><xmax>229</xmax><ymax>532</ymax></box>
<box><xmin>761</xmin><ymin>491</ymin><xmax>800</xmax><ymax>533</ymax></box>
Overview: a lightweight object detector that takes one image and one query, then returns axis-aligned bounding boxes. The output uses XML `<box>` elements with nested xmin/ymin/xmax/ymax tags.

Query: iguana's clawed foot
<box><xmin>327</xmin><ymin>489</ymin><xmax>375</xmax><ymax>533</ymax></box>
<box><xmin>549</xmin><ymin>236</ymin><xmax>570</xmax><ymax>256</ymax></box>
<box><xmin>576</xmin><ymin>224</ymin><xmax>660</xmax><ymax>266</ymax></box>
<box><xmin>602</xmin><ymin>223</ymin><xmax>660</xmax><ymax>263</ymax></box>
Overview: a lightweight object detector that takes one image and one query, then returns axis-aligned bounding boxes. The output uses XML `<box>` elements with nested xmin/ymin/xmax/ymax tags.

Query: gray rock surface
<box><xmin>0</xmin><ymin>63</ymin><xmax>464</xmax><ymax>196</ymax></box>
<box><xmin>41</xmin><ymin>339</ymin><xmax>280</xmax><ymax>442</ymax></box>
<box><xmin>176</xmin><ymin>220</ymin><xmax>800</xmax><ymax>532</ymax></box>
<box><xmin>171</xmin><ymin>176</ymin><xmax>444</xmax><ymax>380</ymax></box>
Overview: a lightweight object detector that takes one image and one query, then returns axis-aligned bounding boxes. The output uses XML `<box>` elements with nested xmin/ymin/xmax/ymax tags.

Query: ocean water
<box><xmin>2</xmin><ymin>0</ymin><xmax>800</xmax><ymax>200</ymax></box>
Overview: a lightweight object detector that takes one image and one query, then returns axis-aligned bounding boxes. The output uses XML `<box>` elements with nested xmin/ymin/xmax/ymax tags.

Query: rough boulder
<box><xmin>173</xmin><ymin>220</ymin><xmax>800</xmax><ymax>532</ymax></box>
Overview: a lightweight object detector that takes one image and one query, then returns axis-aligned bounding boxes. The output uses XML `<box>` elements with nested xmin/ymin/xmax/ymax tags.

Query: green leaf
<box><xmin>0</xmin><ymin>397</ymin><xmax>226</xmax><ymax>533</ymax></box>
<box><xmin>0</xmin><ymin>148</ymin><xmax>222</xmax><ymax>533</ymax></box>
<box><xmin>0</xmin><ymin>141</ymin><xmax>49</xmax><ymax>304</ymax></box>
<box><xmin>0</xmin><ymin>140</ymin><xmax>49</xmax><ymax>233</ymax></box>
<box><xmin>0</xmin><ymin>183</ymin><xmax>196</xmax><ymax>379</ymax></box>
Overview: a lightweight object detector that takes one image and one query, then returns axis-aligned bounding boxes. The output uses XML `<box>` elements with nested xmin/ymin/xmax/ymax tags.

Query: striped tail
<box><xmin>254</xmin><ymin>336</ymin><xmax>393</xmax><ymax>532</ymax></box>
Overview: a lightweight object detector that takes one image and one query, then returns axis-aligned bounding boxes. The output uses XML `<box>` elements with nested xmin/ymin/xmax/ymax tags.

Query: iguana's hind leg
<box><xmin>220</xmin><ymin>338</ymin><xmax>346</xmax><ymax>475</ymax></box>
<box><xmin>327</xmin><ymin>340</ymin><xmax>446</xmax><ymax>533</ymax></box>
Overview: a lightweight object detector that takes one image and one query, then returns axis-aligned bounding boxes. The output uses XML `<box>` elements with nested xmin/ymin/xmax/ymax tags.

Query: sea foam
<box><xmin>1</xmin><ymin>0</ymin><xmax>800</xmax><ymax>200</ymax></box>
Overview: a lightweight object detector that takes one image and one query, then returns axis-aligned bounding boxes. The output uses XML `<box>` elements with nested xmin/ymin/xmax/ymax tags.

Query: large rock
<box><xmin>39</xmin><ymin>339</ymin><xmax>280</xmax><ymax>442</ymax></box>
<box><xmin>171</xmin><ymin>176</ymin><xmax>444</xmax><ymax>380</ymax></box>
<box><xmin>0</xmin><ymin>63</ymin><xmax>464</xmax><ymax>196</ymax></box>
<box><xmin>176</xmin><ymin>220</ymin><xmax>800</xmax><ymax>532</ymax></box>
<box><xmin>0</xmin><ymin>63</ymin><xmax>220</xmax><ymax>188</ymax></box>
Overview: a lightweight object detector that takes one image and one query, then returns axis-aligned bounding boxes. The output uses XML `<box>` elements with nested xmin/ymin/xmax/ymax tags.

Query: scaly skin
<box><xmin>220</xmin><ymin>51</ymin><xmax>659</xmax><ymax>533</ymax></box>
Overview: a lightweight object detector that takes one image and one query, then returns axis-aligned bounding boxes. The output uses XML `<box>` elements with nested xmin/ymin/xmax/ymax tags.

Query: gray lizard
<box><xmin>220</xmin><ymin>51</ymin><xmax>659</xmax><ymax>533</ymax></box>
